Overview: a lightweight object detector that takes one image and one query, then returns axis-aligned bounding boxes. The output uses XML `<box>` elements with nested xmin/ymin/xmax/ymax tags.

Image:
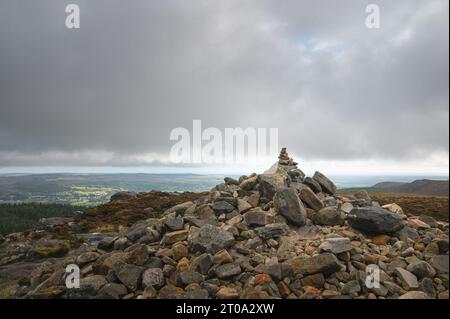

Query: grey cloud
<box><xmin>0</xmin><ymin>0</ymin><xmax>448</xmax><ymax>169</ymax></box>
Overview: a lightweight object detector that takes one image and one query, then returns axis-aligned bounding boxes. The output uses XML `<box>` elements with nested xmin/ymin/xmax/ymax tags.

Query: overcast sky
<box><xmin>0</xmin><ymin>0</ymin><xmax>448</xmax><ymax>175</ymax></box>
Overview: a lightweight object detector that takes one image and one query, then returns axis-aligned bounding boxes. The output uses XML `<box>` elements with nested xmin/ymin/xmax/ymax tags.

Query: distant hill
<box><xmin>372</xmin><ymin>179</ymin><xmax>449</xmax><ymax>196</ymax></box>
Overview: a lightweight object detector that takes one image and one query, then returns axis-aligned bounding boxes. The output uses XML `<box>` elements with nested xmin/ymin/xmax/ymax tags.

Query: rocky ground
<box><xmin>0</xmin><ymin>148</ymin><xmax>448</xmax><ymax>299</ymax></box>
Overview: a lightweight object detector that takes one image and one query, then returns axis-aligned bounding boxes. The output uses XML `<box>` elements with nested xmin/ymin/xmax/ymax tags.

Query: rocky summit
<box><xmin>0</xmin><ymin>148</ymin><xmax>448</xmax><ymax>299</ymax></box>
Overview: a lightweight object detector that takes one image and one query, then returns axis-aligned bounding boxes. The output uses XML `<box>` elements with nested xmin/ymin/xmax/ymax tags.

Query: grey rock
<box><xmin>273</xmin><ymin>187</ymin><xmax>307</xmax><ymax>226</ymax></box>
<box><xmin>407</xmin><ymin>261</ymin><xmax>436</xmax><ymax>279</ymax></box>
<box><xmin>431</xmin><ymin>255</ymin><xmax>449</xmax><ymax>274</ymax></box>
<box><xmin>255</xmin><ymin>223</ymin><xmax>289</xmax><ymax>240</ymax></box>
<box><xmin>188</xmin><ymin>224</ymin><xmax>235</xmax><ymax>254</ymax></box>
<box><xmin>212</xmin><ymin>201</ymin><xmax>235</xmax><ymax>214</ymax></box>
<box><xmin>80</xmin><ymin>275</ymin><xmax>108</xmax><ymax>291</ymax></box>
<box><xmin>315</xmin><ymin>207</ymin><xmax>345</xmax><ymax>226</ymax></box>
<box><xmin>113</xmin><ymin>261</ymin><xmax>145</xmax><ymax>291</ymax></box>
<box><xmin>97</xmin><ymin>283</ymin><xmax>128</xmax><ymax>299</ymax></box>
<box><xmin>347</xmin><ymin>207</ymin><xmax>404</xmax><ymax>234</ymax></box>
<box><xmin>303</xmin><ymin>177</ymin><xmax>322</xmax><ymax>193</ymax></box>
<box><xmin>399</xmin><ymin>291</ymin><xmax>431</xmax><ymax>299</ymax></box>
<box><xmin>319</xmin><ymin>238</ymin><xmax>352</xmax><ymax>254</ymax></box>
<box><xmin>312</xmin><ymin>171</ymin><xmax>337</xmax><ymax>195</ymax></box>
<box><xmin>395</xmin><ymin>267</ymin><xmax>419</xmax><ymax>290</ymax></box>
<box><xmin>142</xmin><ymin>268</ymin><xmax>165</xmax><ymax>288</ymax></box>
<box><xmin>176</xmin><ymin>271</ymin><xmax>204</xmax><ymax>287</ymax></box>
<box><xmin>163</xmin><ymin>201</ymin><xmax>194</xmax><ymax>216</ymax></box>
<box><xmin>190</xmin><ymin>253</ymin><xmax>213</xmax><ymax>275</ymax></box>
<box><xmin>258</xmin><ymin>173</ymin><xmax>286</xmax><ymax>199</ymax></box>
<box><xmin>215</xmin><ymin>263</ymin><xmax>241</xmax><ymax>279</ymax></box>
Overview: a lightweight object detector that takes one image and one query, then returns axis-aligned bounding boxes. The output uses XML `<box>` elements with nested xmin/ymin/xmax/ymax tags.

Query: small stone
<box><xmin>430</xmin><ymin>255</ymin><xmax>449</xmax><ymax>274</ymax></box>
<box><xmin>216</xmin><ymin>287</ymin><xmax>239</xmax><ymax>299</ymax></box>
<box><xmin>319</xmin><ymin>238</ymin><xmax>352</xmax><ymax>254</ymax></box>
<box><xmin>300</xmin><ymin>273</ymin><xmax>325</xmax><ymax>288</ymax></box>
<box><xmin>213</xmin><ymin>249</ymin><xmax>233</xmax><ymax>265</ymax></box>
<box><xmin>255</xmin><ymin>223</ymin><xmax>289</xmax><ymax>240</ymax></box>
<box><xmin>142</xmin><ymin>268</ymin><xmax>165</xmax><ymax>288</ymax></box>
<box><xmin>237</xmin><ymin>198</ymin><xmax>252</xmax><ymax>213</ymax></box>
<box><xmin>407</xmin><ymin>261</ymin><xmax>436</xmax><ymax>279</ymax></box>
<box><xmin>215</xmin><ymin>263</ymin><xmax>241</xmax><ymax>279</ymax></box>
<box><xmin>289</xmin><ymin>253</ymin><xmax>341</xmax><ymax>276</ymax></box>
<box><xmin>341</xmin><ymin>280</ymin><xmax>361</xmax><ymax>295</ymax></box>
<box><xmin>395</xmin><ymin>267</ymin><xmax>419</xmax><ymax>290</ymax></box>
<box><xmin>161</xmin><ymin>230</ymin><xmax>189</xmax><ymax>245</ymax></box>
<box><xmin>176</xmin><ymin>271</ymin><xmax>204</xmax><ymax>287</ymax></box>
<box><xmin>243</xmin><ymin>209</ymin><xmax>271</xmax><ymax>227</ymax></box>
<box><xmin>188</xmin><ymin>224</ymin><xmax>235</xmax><ymax>254</ymax></box>
<box><xmin>399</xmin><ymin>291</ymin><xmax>431</xmax><ymax>299</ymax></box>
<box><xmin>190</xmin><ymin>253</ymin><xmax>213</xmax><ymax>275</ymax></box>
<box><xmin>97</xmin><ymin>283</ymin><xmax>128</xmax><ymax>299</ymax></box>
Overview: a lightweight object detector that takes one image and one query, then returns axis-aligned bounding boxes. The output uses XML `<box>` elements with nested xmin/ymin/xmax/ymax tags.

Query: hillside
<box><xmin>0</xmin><ymin>149</ymin><xmax>448</xmax><ymax>300</ymax></box>
<box><xmin>372</xmin><ymin>179</ymin><xmax>449</xmax><ymax>196</ymax></box>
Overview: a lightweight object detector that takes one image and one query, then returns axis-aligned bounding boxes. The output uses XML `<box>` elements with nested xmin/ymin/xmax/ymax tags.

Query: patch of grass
<box><xmin>0</xmin><ymin>277</ymin><xmax>18</xmax><ymax>299</ymax></box>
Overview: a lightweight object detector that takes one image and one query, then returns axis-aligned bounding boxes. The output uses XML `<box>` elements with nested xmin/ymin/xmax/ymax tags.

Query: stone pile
<box><xmin>1</xmin><ymin>148</ymin><xmax>449</xmax><ymax>299</ymax></box>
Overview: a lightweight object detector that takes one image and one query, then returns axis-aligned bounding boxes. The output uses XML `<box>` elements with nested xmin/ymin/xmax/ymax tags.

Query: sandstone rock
<box><xmin>273</xmin><ymin>187</ymin><xmax>307</xmax><ymax>226</ymax></box>
<box><xmin>161</xmin><ymin>230</ymin><xmax>189</xmax><ymax>245</ymax></box>
<box><xmin>289</xmin><ymin>253</ymin><xmax>341</xmax><ymax>276</ymax></box>
<box><xmin>188</xmin><ymin>224</ymin><xmax>235</xmax><ymax>254</ymax></box>
<box><xmin>237</xmin><ymin>198</ymin><xmax>252</xmax><ymax>213</ymax></box>
<box><xmin>347</xmin><ymin>207</ymin><xmax>404</xmax><ymax>234</ymax></box>
<box><xmin>216</xmin><ymin>287</ymin><xmax>239</xmax><ymax>299</ymax></box>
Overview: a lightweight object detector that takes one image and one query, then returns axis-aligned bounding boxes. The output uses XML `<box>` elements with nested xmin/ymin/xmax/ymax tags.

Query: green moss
<box><xmin>33</xmin><ymin>242</ymin><xmax>70</xmax><ymax>258</ymax></box>
<box><xmin>0</xmin><ymin>278</ymin><xmax>18</xmax><ymax>299</ymax></box>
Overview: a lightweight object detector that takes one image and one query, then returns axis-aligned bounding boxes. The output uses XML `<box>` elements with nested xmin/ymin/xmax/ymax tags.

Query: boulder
<box><xmin>258</xmin><ymin>173</ymin><xmax>286</xmax><ymax>199</ymax></box>
<box><xmin>347</xmin><ymin>207</ymin><xmax>404</xmax><ymax>234</ymax></box>
<box><xmin>312</xmin><ymin>171</ymin><xmax>337</xmax><ymax>195</ymax></box>
<box><xmin>273</xmin><ymin>187</ymin><xmax>307</xmax><ymax>226</ymax></box>
<box><xmin>406</xmin><ymin>261</ymin><xmax>436</xmax><ymax>279</ymax></box>
<box><xmin>303</xmin><ymin>177</ymin><xmax>322</xmax><ymax>193</ymax></box>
